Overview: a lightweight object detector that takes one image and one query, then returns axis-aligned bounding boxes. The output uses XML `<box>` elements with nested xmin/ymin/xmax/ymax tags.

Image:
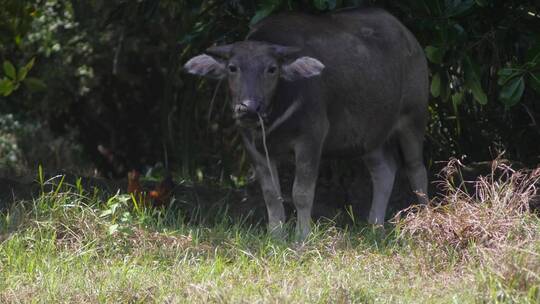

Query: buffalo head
<box><xmin>184</xmin><ymin>41</ymin><xmax>324</xmax><ymax>126</ymax></box>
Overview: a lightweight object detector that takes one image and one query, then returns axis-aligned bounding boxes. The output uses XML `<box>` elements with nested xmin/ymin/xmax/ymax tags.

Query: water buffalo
<box><xmin>184</xmin><ymin>7</ymin><xmax>429</xmax><ymax>239</ymax></box>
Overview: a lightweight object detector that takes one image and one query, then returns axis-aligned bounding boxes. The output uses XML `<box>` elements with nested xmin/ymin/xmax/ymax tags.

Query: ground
<box><xmin>0</xmin><ymin>161</ymin><xmax>539</xmax><ymax>303</ymax></box>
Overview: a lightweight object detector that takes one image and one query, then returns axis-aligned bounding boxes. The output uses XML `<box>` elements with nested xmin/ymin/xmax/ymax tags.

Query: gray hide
<box><xmin>184</xmin><ymin>8</ymin><xmax>429</xmax><ymax>239</ymax></box>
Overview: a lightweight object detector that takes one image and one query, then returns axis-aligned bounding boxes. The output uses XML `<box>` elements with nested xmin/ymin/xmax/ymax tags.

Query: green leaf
<box><xmin>431</xmin><ymin>73</ymin><xmax>441</xmax><ymax>97</ymax></box>
<box><xmin>251</xmin><ymin>8</ymin><xmax>273</xmax><ymax>25</ymax></box>
<box><xmin>425</xmin><ymin>46</ymin><xmax>445</xmax><ymax>64</ymax></box>
<box><xmin>100</xmin><ymin>209</ymin><xmax>113</xmax><ymax>217</ymax></box>
<box><xmin>17</xmin><ymin>58</ymin><xmax>35</xmax><ymax>81</ymax></box>
<box><xmin>250</xmin><ymin>0</ymin><xmax>282</xmax><ymax>25</ymax></box>
<box><xmin>452</xmin><ymin>90</ymin><xmax>464</xmax><ymax>106</ymax></box>
<box><xmin>497</xmin><ymin>68</ymin><xmax>523</xmax><ymax>86</ymax></box>
<box><xmin>440</xmin><ymin>72</ymin><xmax>451</xmax><ymax>102</ymax></box>
<box><xmin>3</xmin><ymin>61</ymin><xmax>16</xmax><ymax>80</ymax></box>
<box><xmin>475</xmin><ymin>0</ymin><xmax>488</xmax><ymax>7</ymax></box>
<box><xmin>23</xmin><ymin>77</ymin><xmax>47</xmax><ymax>92</ymax></box>
<box><xmin>108</xmin><ymin>224</ymin><xmax>119</xmax><ymax>235</ymax></box>
<box><xmin>0</xmin><ymin>78</ymin><xmax>15</xmax><ymax>96</ymax></box>
<box><xmin>499</xmin><ymin>76</ymin><xmax>525</xmax><ymax>107</ymax></box>
<box><xmin>464</xmin><ymin>56</ymin><xmax>487</xmax><ymax>105</ymax></box>
<box><xmin>469</xmin><ymin>81</ymin><xmax>487</xmax><ymax>105</ymax></box>
<box><xmin>525</xmin><ymin>43</ymin><xmax>540</xmax><ymax>65</ymax></box>
<box><xmin>529</xmin><ymin>71</ymin><xmax>540</xmax><ymax>94</ymax></box>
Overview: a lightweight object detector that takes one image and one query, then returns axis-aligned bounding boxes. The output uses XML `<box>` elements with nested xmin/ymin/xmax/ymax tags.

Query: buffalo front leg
<box><xmin>242</xmin><ymin>133</ymin><xmax>285</xmax><ymax>238</ymax></box>
<box><xmin>293</xmin><ymin>141</ymin><xmax>324</xmax><ymax>240</ymax></box>
<box><xmin>255</xmin><ymin>160</ymin><xmax>286</xmax><ymax>238</ymax></box>
<box><xmin>242</xmin><ymin>133</ymin><xmax>286</xmax><ymax>238</ymax></box>
<box><xmin>363</xmin><ymin>146</ymin><xmax>398</xmax><ymax>225</ymax></box>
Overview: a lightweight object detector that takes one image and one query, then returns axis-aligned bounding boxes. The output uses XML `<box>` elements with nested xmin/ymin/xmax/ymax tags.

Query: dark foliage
<box><xmin>1</xmin><ymin>0</ymin><xmax>539</xmax><ymax>180</ymax></box>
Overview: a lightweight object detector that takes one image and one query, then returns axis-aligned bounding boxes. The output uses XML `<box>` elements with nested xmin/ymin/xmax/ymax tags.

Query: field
<box><xmin>1</xmin><ymin>161</ymin><xmax>539</xmax><ymax>303</ymax></box>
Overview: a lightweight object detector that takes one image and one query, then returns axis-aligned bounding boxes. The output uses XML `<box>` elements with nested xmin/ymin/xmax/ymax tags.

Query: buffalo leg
<box><xmin>363</xmin><ymin>146</ymin><xmax>398</xmax><ymax>225</ymax></box>
<box><xmin>255</xmin><ymin>160</ymin><xmax>286</xmax><ymax>237</ymax></box>
<box><xmin>293</xmin><ymin>141</ymin><xmax>323</xmax><ymax>240</ymax></box>
<box><xmin>242</xmin><ymin>134</ymin><xmax>286</xmax><ymax>238</ymax></box>
<box><xmin>398</xmin><ymin>125</ymin><xmax>429</xmax><ymax>204</ymax></box>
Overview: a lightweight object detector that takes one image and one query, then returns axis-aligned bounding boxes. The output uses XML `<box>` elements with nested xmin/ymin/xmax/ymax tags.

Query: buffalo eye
<box><xmin>228</xmin><ymin>65</ymin><xmax>238</xmax><ymax>73</ymax></box>
<box><xmin>267</xmin><ymin>66</ymin><xmax>277</xmax><ymax>74</ymax></box>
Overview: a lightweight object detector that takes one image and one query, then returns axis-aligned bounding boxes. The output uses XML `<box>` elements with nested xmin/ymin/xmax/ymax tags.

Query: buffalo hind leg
<box><xmin>397</xmin><ymin>125</ymin><xmax>429</xmax><ymax>204</ymax></box>
<box><xmin>363</xmin><ymin>146</ymin><xmax>398</xmax><ymax>225</ymax></box>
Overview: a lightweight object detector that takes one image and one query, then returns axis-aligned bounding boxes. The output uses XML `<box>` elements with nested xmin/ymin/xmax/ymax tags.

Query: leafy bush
<box><xmin>1</xmin><ymin>0</ymin><xmax>539</xmax><ymax>178</ymax></box>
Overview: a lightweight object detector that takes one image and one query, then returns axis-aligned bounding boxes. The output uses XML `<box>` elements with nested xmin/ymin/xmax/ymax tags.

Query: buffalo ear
<box><xmin>281</xmin><ymin>57</ymin><xmax>325</xmax><ymax>81</ymax></box>
<box><xmin>184</xmin><ymin>54</ymin><xmax>226</xmax><ymax>79</ymax></box>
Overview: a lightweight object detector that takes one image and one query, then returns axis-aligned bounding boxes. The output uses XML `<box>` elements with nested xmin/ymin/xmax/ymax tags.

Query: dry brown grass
<box><xmin>392</xmin><ymin>158</ymin><xmax>540</xmax><ymax>301</ymax></box>
<box><xmin>393</xmin><ymin>158</ymin><xmax>539</xmax><ymax>258</ymax></box>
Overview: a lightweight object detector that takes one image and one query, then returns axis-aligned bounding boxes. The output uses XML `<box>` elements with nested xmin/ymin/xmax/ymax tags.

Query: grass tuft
<box><xmin>393</xmin><ymin>158</ymin><xmax>540</xmax><ymax>302</ymax></box>
<box><xmin>394</xmin><ymin>158</ymin><xmax>538</xmax><ymax>257</ymax></box>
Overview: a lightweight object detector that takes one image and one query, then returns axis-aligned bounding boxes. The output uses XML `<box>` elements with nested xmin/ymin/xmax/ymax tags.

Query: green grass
<box><xmin>0</xmin><ymin>173</ymin><xmax>539</xmax><ymax>303</ymax></box>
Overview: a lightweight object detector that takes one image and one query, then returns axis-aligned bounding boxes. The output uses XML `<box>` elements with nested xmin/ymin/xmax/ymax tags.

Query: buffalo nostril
<box><xmin>241</xmin><ymin>100</ymin><xmax>259</xmax><ymax>114</ymax></box>
<box><xmin>235</xmin><ymin>104</ymin><xmax>248</xmax><ymax>113</ymax></box>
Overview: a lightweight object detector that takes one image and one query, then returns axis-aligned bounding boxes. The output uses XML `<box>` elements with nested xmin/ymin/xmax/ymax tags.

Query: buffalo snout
<box><xmin>234</xmin><ymin>99</ymin><xmax>264</xmax><ymax>120</ymax></box>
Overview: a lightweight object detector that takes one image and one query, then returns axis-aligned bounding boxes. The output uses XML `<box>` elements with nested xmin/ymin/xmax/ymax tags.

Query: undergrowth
<box><xmin>0</xmin><ymin>159</ymin><xmax>539</xmax><ymax>303</ymax></box>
